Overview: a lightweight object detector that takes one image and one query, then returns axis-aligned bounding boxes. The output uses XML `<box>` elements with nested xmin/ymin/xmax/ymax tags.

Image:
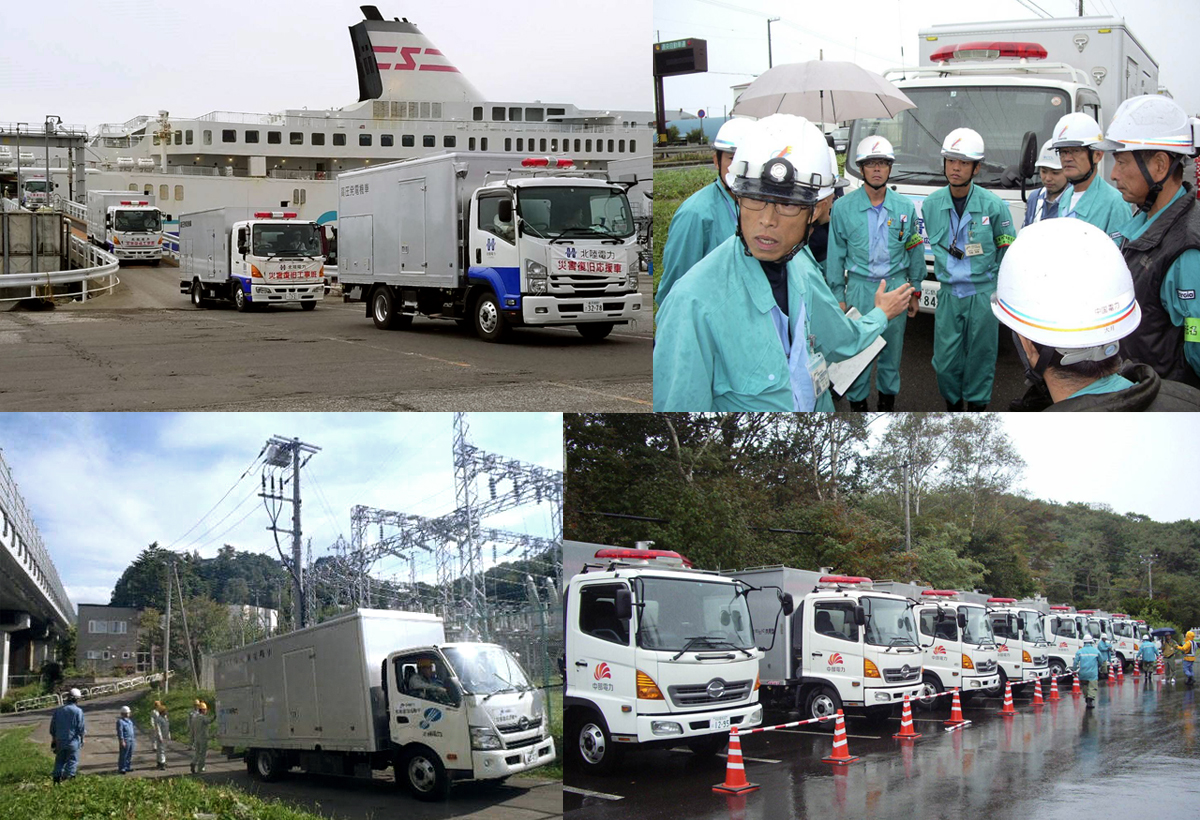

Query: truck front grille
<box><xmin>496</xmin><ymin>717</ymin><xmax>542</xmax><ymax>735</ymax></box>
<box><xmin>975</xmin><ymin>659</ymin><xmax>997</xmax><ymax>674</ymax></box>
<box><xmin>549</xmin><ymin>271</ymin><xmax>626</xmax><ymax>295</ymax></box>
<box><xmin>503</xmin><ymin>735</ymin><xmax>542</xmax><ymax>750</ymax></box>
<box><xmin>667</xmin><ymin>678</ymin><xmax>753</xmax><ymax>708</ymax></box>
<box><xmin>882</xmin><ymin>665</ymin><xmax>921</xmax><ymax>683</ymax></box>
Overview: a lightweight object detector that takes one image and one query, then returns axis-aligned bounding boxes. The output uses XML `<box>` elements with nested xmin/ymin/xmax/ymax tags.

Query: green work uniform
<box><xmin>1060</xmin><ymin>176</ymin><xmax>1133</xmax><ymax>240</ymax></box>
<box><xmin>657</xmin><ymin>180</ymin><xmax>738</xmax><ymax>306</ymax></box>
<box><xmin>922</xmin><ymin>183</ymin><xmax>1014</xmax><ymax>405</ymax></box>
<box><xmin>1118</xmin><ymin>185</ymin><xmax>1200</xmax><ymax>382</ymax></box>
<box><xmin>825</xmin><ymin>187</ymin><xmax>925</xmax><ymax>402</ymax></box>
<box><xmin>653</xmin><ymin>235</ymin><xmax>889</xmax><ymax>411</ymax></box>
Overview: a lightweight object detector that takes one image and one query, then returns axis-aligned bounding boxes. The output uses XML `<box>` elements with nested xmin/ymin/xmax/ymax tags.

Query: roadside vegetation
<box><xmin>132</xmin><ymin>685</ymin><xmax>220</xmax><ymax>749</ymax></box>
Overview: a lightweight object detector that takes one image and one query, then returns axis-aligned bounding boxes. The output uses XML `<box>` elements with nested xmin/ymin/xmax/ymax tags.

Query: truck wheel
<box><xmin>232</xmin><ymin>281</ymin><xmax>250</xmax><ymax>312</ymax></box>
<box><xmin>300</xmin><ymin>300</ymin><xmax>316</xmax><ymax>311</ymax></box>
<box><xmin>916</xmin><ymin>675</ymin><xmax>943</xmax><ymax>711</ymax></box>
<box><xmin>149</xmin><ymin>259</ymin><xmax>161</xmax><ymax>267</ymax></box>
<box><xmin>473</xmin><ymin>291</ymin><xmax>510</xmax><ymax>342</ymax></box>
<box><xmin>805</xmin><ymin>686</ymin><xmax>843</xmax><ymax>726</ymax></box>
<box><xmin>985</xmin><ymin>667</ymin><xmax>1008</xmax><ymax>698</ymax></box>
<box><xmin>1048</xmin><ymin>659</ymin><xmax>1067</xmax><ymax>680</ymax></box>
<box><xmin>401</xmin><ymin>747</ymin><xmax>450</xmax><ymax>801</ymax></box>
<box><xmin>570</xmin><ymin>712</ymin><xmax>622</xmax><ymax>775</ymax></box>
<box><xmin>371</xmin><ymin>287</ymin><xmax>412</xmax><ymax>330</ymax></box>
<box><xmin>576</xmin><ymin>322</ymin><xmax>615</xmax><ymax>341</ymax></box>
<box><xmin>686</xmin><ymin>733</ymin><xmax>729</xmax><ymax>757</ymax></box>
<box><xmin>249</xmin><ymin>749</ymin><xmax>285</xmax><ymax>782</ymax></box>
<box><xmin>190</xmin><ymin>281</ymin><xmax>209</xmax><ymax>309</ymax></box>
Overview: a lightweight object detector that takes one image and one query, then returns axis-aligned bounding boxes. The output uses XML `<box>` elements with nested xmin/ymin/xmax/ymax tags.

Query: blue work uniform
<box><xmin>1022</xmin><ymin>186</ymin><xmax>1063</xmax><ymax>226</ymax></box>
<box><xmin>825</xmin><ymin>187</ymin><xmax>925</xmax><ymax>402</ymax></box>
<box><xmin>1138</xmin><ymin>640</ymin><xmax>1159</xmax><ymax>664</ymax></box>
<box><xmin>1073</xmin><ymin>644</ymin><xmax>1102</xmax><ymax>681</ymax></box>
<box><xmin>1118</xmin><ymin>185</ymin><xmax>1200</xmax><ymax>382</ymax></box>
<box><xmin>657</xmin><ymin>180</ymin><xmax>738</xmax><ymax>306</ymax></box>
<box><xmin>653</xmin><ymin>235</ymin><xmax>889</xmax><ymax>411</ymax></box>
<box><xmin>116</xmin><ymin>716</ymin><xmax>135</xmax><ymax>773</ymax></box>
<box><xmin>922</xmin><ymin>183</ymin><xmax>1014</xmax><ymax>405</ymax></box>
<box><xmin>50</xmin><ymin>701</ymin><xmax>86</xmax><ymax>781</ymax></box>
<box><xmin>1060</xmin><ymin>176</ymin><xmax>1132</xmax><ymax>240</ymax></box>
<box><xmin>1064</xmin><ymin>371</ymin><xmax>1136</xmax><ymax>399</ymax></box>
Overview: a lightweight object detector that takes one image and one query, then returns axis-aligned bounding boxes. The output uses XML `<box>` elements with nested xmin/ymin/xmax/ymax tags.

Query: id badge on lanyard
<box><xmin>807</xmin><ymin>345</ymin><xmax>830</xmax><ymax>399</ymax></box>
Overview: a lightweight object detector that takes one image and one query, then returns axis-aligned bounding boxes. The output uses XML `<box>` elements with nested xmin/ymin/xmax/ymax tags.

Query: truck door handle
<box><xmin>476</xmin><ymin>249</ymin><xmax>481</xmax><ymax>264</ymax></box>
<box><xmin>811</xmin><ymin>652</ymin><xmax>823</xmax><ymax>657</ymax></box>
<box><xmin>396</xmin><ymin>716</ymin><xmax>409</xmax><ymax>724</ymax></box>
<box><xmin>575</xmin><ymin>661</ymin><xmax>589</xmax><ymax>667</ymax></box>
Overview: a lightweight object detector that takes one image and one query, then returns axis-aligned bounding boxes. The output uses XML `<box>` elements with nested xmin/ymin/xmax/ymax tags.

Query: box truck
<box><xmin>178</xmin><ymin>207</ymin><xmax>325</xmax><ymax>311</ymax></box>
<box><xmin>86</xmin><ymin>190</ymin><xmax>163</xmax><ymax>264</ymax></box>
<box><xmin>563</xmin><ymin>542</ymin><xmax>786</xmax><ymax>774</ymax></box>
<box><xmin>729</xmin><ymin>568</ymin><xmax>925</xmax><ymax>722</ymax></box>
<box><xmin>846</xmin><ymin>16</ymin><xmax>1156</xmax><ymax>311</ymax></box>
<box><xmin>213</xmin><ymin>609</ymin><xmax>555</xmax><ymax>800</ymax></box>
<box><xmin>336</xmin><ymin>153</ymin><xmax>643</xmax><ymax>342</ymax></box>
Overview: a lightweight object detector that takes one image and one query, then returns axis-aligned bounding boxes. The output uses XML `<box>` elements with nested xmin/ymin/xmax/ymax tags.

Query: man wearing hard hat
<box><xmin>922</xmin><ymin>128</ymin><xmax>1015</xmax><ymax>411</ymax></box>
<box><xmin>1023</xmin><ymin>140</ymin><xmax>1069</xmax><ymax>226</ymax></box>
<box><xmin>50</xmin><ymin>688</ymin><xmax>87</xmax><ymax>783</ymax></box>
<box><xmin>992</xmin><ymin>218</ymin><xmax>1200</xmax><ymax>410</ymax></box>
<box><xmin>1098</xmin><ymin>95</ymin><xmax>1200</xmax><ymax>388</ymax></box>
<box><xmin>1073</xmin><ymin>633</ymin><xmax>1102</xmax><ymax>709</ymax></box>
<box><xmin>1051</xmin><ymin>112</ymin><xmax>1133</xmax><ymax>236</ymax></box>
<box><xmin>654</xmin><ymin>115</ymin><xmax>914</xmax><ymax>411</ymax></box>
<box><xmin>825</xmin><ymin>136</ymin><xmax>925</xmax><ymax>411</ymax></box>
<box><xmin>657</xmin><ymin>117</ymin><xmax>756</xmax><ymax>306</ymax></box>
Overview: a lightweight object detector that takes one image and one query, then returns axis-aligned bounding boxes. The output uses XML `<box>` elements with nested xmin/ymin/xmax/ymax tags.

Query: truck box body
<box><xmin>179</xmin><ymin>207</ymin><xmax>256</xmax><ymax>284</ymax></box>
<box><xmin>214</xmin><ymin>609</ymin><xmax>445</xmax><ymax>753</ymax></box>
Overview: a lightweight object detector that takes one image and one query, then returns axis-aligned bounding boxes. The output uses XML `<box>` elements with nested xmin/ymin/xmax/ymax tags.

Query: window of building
<box><xmin>174</xmin><ymin>130</ymin><xmax>182</xmax><ymax>145</ymax></box>
<box><xmin>505</xmin><ymin>138</ymin><xmax>512</xmax><ymax>152</ymax></box>
<box><xmin>311</xmin><ymin>133</ymin><xmax>325</xmax><ymax>146</ymax></box>
<box><xmin>469</xmin><ymin>137</ymin><xmax>476</xmax><ymax>151</ymax></box>
<box><xmin>268</xmin><ymin>131</ymin><xmax>281</xmax><ymax>145</ymax></box>
<box><xmin>222</xmin><ymin>129</ymin><xmax>236</xmax><ymax>143</ymax></box>
<box><xmin>128</xmin><ymin>184</ymin><xmax>137</xmax><ymax>192</ymax></box>
<box><xmin>245</xmin><ymin>130</ymin><xmax>259</xmax><ymax>144</ymax></box>
<box><xmin>175</xmin><ymin>185</ymin><xmax>184</xmax><ymax>201</ymax></box>
<box><xmin>481</xmin><ymin>137</ymin><xmax>488</xmax><ymax>151</ymax></box>
<box><xmin>381</xmin><ymin>134</ymin><xmax>394</xmax><ymax>147</ymax></box>
<box><xmin>160</xmin><ymin>185</ymin><xmax>168</xmax><ymax>200</ymax></box>
<box><xmin>203</xmin><ymin>130</ymin><xmax>212</xmax><ymax>145</ymax></box>
<box><xmin>420</xmin><ymin>102</ymin><xmax>431</xmax><ymax>119</ymax></box>
<box><xmin>492</xmin><ymin>107</ymin><xmax>506</xmax><ymax>121</ymax></box>
<box><xmin>86</xmin><ymin>650</ymin><xmax>101</xmax><ymax>660</ymax></box>
<box><xmin>548</xmin><ymin>107</ymin><xmax>566</xmax><ymax>117</ymax></box>
<box><xmin>574</xmin><ymin>139</ymin><xmax>581</xmax><ymax>152</ymax></box>
<box><xmin>185</xmin><ymin>130</ymin><xmax>193</xmax><ymax>145</ymax></box>
<box><xmin>89</xmin><ymin>620</ymin><xmax>106</xmax><ymax>634</ymax></box>
<box><xmin>290</xmin><ymin>132</ymin><xmax>303</xmax><ymax>145</ymax></box>
<box><xmin>619</xmin><ymin>139</ymin><xmax>625</xmax><ymax>152</ymax></box>
<box><xmin>152</xmin><ymin>134</ymin><xmax>159</xmax><ymax>146</ymax></box>
<box><xmin>423</xmin><ymin>135</ymin><xmax>435</xmax><ymax>147</ymax></box>
<box><xmin>577</xmin><ymin>583</ymin><xmax>630</xmax><ymax>645</ymax></box>
<box><xmin>586</xmin><ymin>139</ymin><xmax>592</xmax><ymax>152</ymax></box>
<box><xmin>360</xmin><ymin>134</ymin><xmax>372</xmax><ymax>146</ymax></box>
<box><xmin>443</xmin><ymin>136</ymin><xmax>455</xmax><ymax>148</ymax></box>
<box><xmin>526</xmin><ymin>108</ymin><xmax>544</xmax><ymax>122</ymax></box>
<box><xmin>516</xmin><ymin>138</ymin><xmax>524</xmax><ymax>152</ymax></box>
<box><xmin>539</xmin><ymin>138</ymin><xmax>547</xmax><ymax>152</ymax></box>
<box><xmin>122</xmin><ymin>652</ymin><xmax>131</xmax><ymax>659</ymax></box>
<box><xmin>630</xmin><ymin>139</ymin><xmax>636</xmax><ymax>153</ymax></box>
<box><xmin>402</xmin><ymin>134</ymin><xmax>414</xmax><ymax>147</ymax></box>
<box><xmin>473</xmin><ymin>106</ymin><xmax>484</xmax><ymax>122</ymax></box>
<box><xmin>509</xmin><ymin>107</ymin><xmax>522</xmax><ymax>122</ymax></box>
<box><xmin>608</xmin><ymin>139</ymin><xmax>615</xmax><ymax>153</ymax></box>
<box><xmin>551</xmin><ymin>139</ymin><xmax>558</xmax><ymax>152</ymax></box>
<box><xmin>333</xmin><ymin>132</ymin><xmax>346</xmax><ymax>146</ymax></box>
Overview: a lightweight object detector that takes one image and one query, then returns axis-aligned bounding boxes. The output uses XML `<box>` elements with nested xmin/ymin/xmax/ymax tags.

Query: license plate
<box><xmin>284</xmin><ymin>292</ymin><xmax>300</xmax><ymax>301</ymax></box>
<box><xmin>584</xmin><ymin>300</ymin><xmax>603</xmax><ymax>313</ymax></box>
<box><xmin>919</xmin><ymin>281</ymin><xmax>939</xmax><ymax>311</ymax></box>
<box><xmin>712</xmin><ymin>717</ymin><xmax>730</xmax><ymax>732</ymax></box>
<box><xmin>524</xmin><ymin>747</ymin><xmax>538</xmax><ymax>765</ymax></box>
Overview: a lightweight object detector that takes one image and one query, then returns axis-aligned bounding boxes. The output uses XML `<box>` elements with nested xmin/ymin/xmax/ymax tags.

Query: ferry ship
<box><xmin>31</xmin><ymin>5</ymin><xmax>653</xmax><ymax>229</ymax></box>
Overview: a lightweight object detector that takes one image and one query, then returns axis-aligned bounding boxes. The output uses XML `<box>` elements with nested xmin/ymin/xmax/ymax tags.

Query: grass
<box><xmin>132</xmin><ymin>685</ymin><xmax>221</xmax><ymax>749</ymax></box>
<box><xmin>0</xmin><ymin>724</ymin><xmax>330</xmax><ymax>820</ymax></box>
<box><xmin>652</xmin><ymin>166</ymin><xmax>718</xmax><ymax>310</ymax></box>
<box><xmin>517</xmin><ymin>684</ymin><xmax>563</xmax><ymax>780</ymax></box>
<box><xmin>0</xmin><ymin>681</ymin><xmax>45</xmax><ymax>713</ymax></box>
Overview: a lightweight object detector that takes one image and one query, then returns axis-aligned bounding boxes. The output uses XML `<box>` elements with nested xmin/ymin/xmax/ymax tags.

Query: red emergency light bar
<box><xmin>521</xmin><ymin>157</ymin><xmax>575</xmax><ymax>168</ymax></box>
<box><xmin>1078</xmin><ymin>610</ymin><xmax>1096</xmax><ymax>614</ymax></box>
<box><xmin>921</xmin><ymin>590</ymin><xmax>958</xmax><ymax>597</ymax></box>
<box><xmin>593</xmin><ymin>548</ymin><xmax>694</xmax><ymax>568</ymax></box>
<box><xmin>1049</xmin><ymin>605</ymin><xmax>1072</xmax><ymax>611</ymax></box>
<box><xmin>119</xmin><ymin>200</ymin><xmax>150</xmax><ymax>205</ymax></box>
<box><xmin>987</xmin><ymin>597</ymin><xmax>1017</xmax><ymax>604</ymax></box>
<box><xmin>930</xmin><ymin>41</ymin><xmax>1048</xmax><ymax>63</ymax></box>
<box><xmin>253</xmin><ymin>211</ymin><xmax>299</xmax><ymax>219</ymax></box>
<box><xmin>1112</xmin><ymin>613</ymin><xmax>1128</xmax><ymax>617</ymax></box>
<box><xmin>818</xmin><ymin>575</ymin><xmax>872</xmax><ymax>585</ymax></box>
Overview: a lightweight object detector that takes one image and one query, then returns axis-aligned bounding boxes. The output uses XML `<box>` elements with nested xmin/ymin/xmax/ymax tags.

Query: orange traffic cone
<box><xmin>713</xmin><ymin>728</ymin><xmax>759</xmax><ymax>795</ymax></box>
<box><xmin>1117</xmin><ymin>659</ymin><xmax>1125</xmax><ymax>681</ymax></box>
<box><xmin>1049</xmin><ymin>676</ymin><xmax>1061</xmax><ymax>701</ymax></box>
<box><xmin>894</xmin><ymin>694</ymin><xmax>922</xmax><ymax>739</ymax></box>
<box><xmin>944</xmin><ymin>688</ymin><xmax>966</xmax><ymax>726</ymax></box>
<box><xmin>1071</xmin><ymin>674</ymin><xmax>1082</xmax><ymax>697</ymax></box>
<box><xmin>1108</xmin><ymin>665</ymin><xmax>1116</xmax><ymax>686</ymax></box>
<box><xmin>1032</xmin><ymin>678</ymin><xmax>1045</xmax><ymax>707</ymax></box>
<box><xmin>1157</xmin><ymin>656</ymin><xmax>1165</xmax><ymax>676</ymax></box>
<box><xmin>822</xmin><ymin>710</ymin><xmax>860</xmax><ymax>765</ymax></box>
<box><xmin>997</xmin><ymin>681</ymin><xmax>1017</xmax><ymax>716</ymax></box>
<box><xmin>1134</xmin><ymin>657</ymin><xmax>1141</xmax><ymax>679</ymax></box>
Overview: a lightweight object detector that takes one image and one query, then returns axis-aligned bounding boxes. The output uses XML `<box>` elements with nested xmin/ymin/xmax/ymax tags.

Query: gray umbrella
<box><xmin>732</xmin><ymin>60</ymin><xmax>916</xmax><ymax>124</ymax></box>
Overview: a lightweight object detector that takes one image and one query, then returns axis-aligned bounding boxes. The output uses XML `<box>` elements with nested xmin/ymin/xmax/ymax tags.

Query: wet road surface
<box><xmin>566</xmin><ymin>676</ymin><xmax>1200</xmax><ymax>819</ymax></box>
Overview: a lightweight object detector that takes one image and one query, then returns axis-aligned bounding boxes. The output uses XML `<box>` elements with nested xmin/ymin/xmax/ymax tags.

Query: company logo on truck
<box><xmin>1060</xmin><ymin>641</ymin><xmax>1069</xmax><ymax>649</ymax></box>
<box><xmin>997</xmin><ymin>643</ymin><xmax>1009</xmax><ymax>655</ymax></box>
<box><xmin>933</xmin><ymin>645</ymin><xmax>947</xmax><ymax>657</ymax></box>
<box><xmin>592</xmin><ymin>661</ymin><xmax>615</xmax><ymax>692</ymax></box>
<box><xmin>594</xmin><ymin>662</ymin><xmax>612</xmax><ymax>681</ymax></box>
<box><xmin>419</xmin><ymin>708</ymin><xmax>443</xmax><ymax>730</ymax></box>
<box><xmin>826</xmin><ymin>653</ymin><xmax>846</xmax><ymax>672</ymax></box>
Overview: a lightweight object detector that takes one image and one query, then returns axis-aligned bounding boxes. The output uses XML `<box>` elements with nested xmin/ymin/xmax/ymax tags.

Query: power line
<box><xmin>165</xmin><ymin>447</ymin><xmax>266</xmax><ymax>549</ymax></box>
<box><xmin>176</xmin><ymin>491</ymin><xmax>259</xmax><ymax>554</ymax></box>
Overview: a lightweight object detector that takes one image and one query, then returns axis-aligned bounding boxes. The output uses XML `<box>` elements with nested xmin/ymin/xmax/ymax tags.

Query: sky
<box><xmin>653</xmin><ymin>0</ymin><xmax>1198</xmax><ymax>120</ymax></box>
<box><xmin>0</xmin><ymin>0</ymin><xmax>652</xmax><ymax>131</ymax></box>
<box><xmin>0</xmin><ymin>413</ymin><xmax>562</xmax><ymax>611</ymax></box>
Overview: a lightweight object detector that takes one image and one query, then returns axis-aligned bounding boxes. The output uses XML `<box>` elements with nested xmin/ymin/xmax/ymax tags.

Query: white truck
<box><xmin>86</xmin><ymin>190</ymin><xmax>163</xmax><ymax>265</ymax></box>
<box><xmin>1110</xmin><ymin>612</ymin><xmax>1138</xmax><ymax>669</ymax></box>
<box><xmin>563</xmin><ymin>542</ymin><xmax>781</xmax><ymax>774</ymax></box>
<box><xmin>213</xmin><ymin>609</ymin><xmax>555</xmax><ymax>801</ymax></box>
<box><xmin>1041</xmin><ymin>603</ymin><xmax>1088</xmax><ymax>678</ymax></box>
<box><xmin>872</xmin><ymin>585</ymin><xmax>1000</xmax><ymax>705</ymax></box>
<box><xmin>730</xmin><ymin>568</ymin><xmax>925</xmax><ymax>723</ymax></box>
<box><xmin>18</xmin><ymin>171</ymin><xmax>49</xmax><ymax>209</ymax></box>
<box><xmin>984</xmin><ymin>596</ymin><xmax>1050</xmax><ymax>693</ymax></box>
<box><xmin>846</xmin><ymin>16</ymin><xmax>1155</xmax><ymax>312</ymax></box>
<box><xmin>178</xmin><ymin>207</ymin><xmax>325</xmax><ymax>312</ymax></box>
<box><xmin>336</xmin><ymin>152</ymin><xmax>644</xmax><ymax>342</ymax></box>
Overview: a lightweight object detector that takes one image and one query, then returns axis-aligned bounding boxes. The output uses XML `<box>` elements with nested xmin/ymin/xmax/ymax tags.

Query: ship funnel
<box><xmin>348</xmin><ymin>9</ymin><xmax>484</xmax><ymax>104</ymax></box>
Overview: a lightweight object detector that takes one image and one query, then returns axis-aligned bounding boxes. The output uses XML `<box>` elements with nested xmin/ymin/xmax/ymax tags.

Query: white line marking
<box><xmin>564</xmin><ymin>786</ymin><xmax>624</xmax><ymax>801</ymax></box>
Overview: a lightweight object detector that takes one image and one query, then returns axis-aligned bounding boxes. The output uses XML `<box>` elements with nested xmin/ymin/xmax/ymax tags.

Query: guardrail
<box><xmin>13</xmin><ymin>671</ymin><xmax>173</xmax><ymax>712</ymax></box>
<box><xmin>0</xmin><ymin>234</ymin><xmax>119</xmax><ymax>303</ymax></box>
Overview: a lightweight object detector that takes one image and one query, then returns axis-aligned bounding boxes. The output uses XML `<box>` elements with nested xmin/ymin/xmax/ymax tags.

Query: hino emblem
<box><xmin>1073</xmin><ymin>34</ymin><xmax>1089</xmax><ymax>52</ymax></box>
<box><xmin>901</xmin><ymin>665</ymin><xmax>912</xmax><ymax>676</ymax></box>
<box><xmin>706</xmin><ymin>679</ymin><xmax>726</xmax><ymax>699</ymax></box>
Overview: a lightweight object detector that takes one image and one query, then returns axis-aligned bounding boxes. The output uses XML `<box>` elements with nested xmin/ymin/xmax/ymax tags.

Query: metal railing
<box><xmin>0</xmin><ymin>234</ymin><xmax>119</xmax><ymax>304</ymax></box>
<box><xmin>13</xmin><ymin>672</ymin><xmax>173</xmax><ymax>712</ymax></box>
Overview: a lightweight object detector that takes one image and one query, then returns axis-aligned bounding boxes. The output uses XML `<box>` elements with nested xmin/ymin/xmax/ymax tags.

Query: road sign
<box><xmin>653</xmin><ymin>38</ymin><xmax>708</xmax><ymax>78</ymax></box>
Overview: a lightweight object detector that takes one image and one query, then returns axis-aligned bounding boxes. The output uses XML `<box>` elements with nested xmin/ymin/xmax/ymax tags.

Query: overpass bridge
<box><xmin>0</xmin><ymin>450</ymin><xmax>74</xmax><ymax>697</ymax></box>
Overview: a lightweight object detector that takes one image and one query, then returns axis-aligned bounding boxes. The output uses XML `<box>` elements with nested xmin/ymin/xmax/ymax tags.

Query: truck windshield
<box><xmin>442</xmin><ymin>645</ymin><xmax>532</xmax><ymax>696</ymax></box>
<box><xmin>863</xmin><ymin>597</ymin><xmax>918</xmax><ymax>647</ymax></box>
<box><xmin>959</xmin><ymin>605</ymin><xmax>995</xmax><ymax>646</ymax></box>
<box><xmin>517</xmin><ymin>186</ymin><xmax>635</xmax><ymax>239</ymax></box>
<box><xmin>1020</xmin><ymin>611</ymin><xmax>1046</xmax><ymax>643</ymax></box>
<box><xmin>114</xmin><ymin>210</ymin><xmax>162</xmax><ymax>232</ymax></box>
<box><xmin>24</xmin><ymin>181</ymin><xmax>47</xmax><ymax>193</ymax></box>
<box><xmin>1114</xmin><ymin>622</ymin><xmax>1134</xmax><ymax>638</ymax></box>
<box><xmin>635</xmin><ymin>578</ymin><xmax>754</xmax><ymax>652</ymax></box>
<box><xmin>252</xmin><ymin>223</ymin><xmax>322</xmax><ymax>257</ymax></box>
<box><xmin>1087</xmin><ymin>622</ymin><xmax>1104</xmax><ymax>640</ymax></box>
<box><xmin>847</xmin><ymin>85</ymin><xmax>1069</xmax><ymax>188</ymax></box>
<box><xmin>1050</xmin><ymin>617</ymin><xmax>1077</xmax><ymax>639</ymax></box>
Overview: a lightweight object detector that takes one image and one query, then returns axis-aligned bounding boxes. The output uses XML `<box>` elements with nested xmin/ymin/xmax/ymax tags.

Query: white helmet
<box><xmin>713</xmin><ymin>117</ymin><xmax>757</xmax><ymax>155</ymax></box>
<box><xmin>1083</xmin><ymin>633</ymin><xmax>1094</xmax><ymax>643</ymax></box>
<box><xmin>68</xmin><ymin>688</ymin><xmax>82</xmax><ymax>700</ymax></box>
<box><xmin>1035</xmin><ymin>139</ymin><xmax>1062</xmax><ymax>171</ymax></box>
<box><xmin>120</xmin><ymin>705</ymin><xmax>131</xmax><ymax>716</ymax></box>
<box><xmin>855</xmin><ymin>136</ymin><xmax>895</xmax><ymax>163</ymax></box>
<box><xmin>1050</xmin><ymin>113</ymin><xmax>1105</xmax><ymax>150</ymax></box>
<box><xmin>941</xmin><ymin>127</ymin><xmax>985</xmax><ymax>161</ymax></box>
<box><xmin>992</xmin><ymin>218</ymin><xmax>1141</xmax><ymax>357</ymax></box>
<box><xmin>1096</xmin><ymin>95</ymin><xmax>1200</xmax><ymax>156</ymax></box>
<box><xmin>727</xmin><ymin>114</ymin><xmax>844</xmax><ymax>206</ymax></box>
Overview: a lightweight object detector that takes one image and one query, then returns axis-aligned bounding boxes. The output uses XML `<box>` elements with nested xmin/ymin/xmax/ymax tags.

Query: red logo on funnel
<box><xmin>594</xmin><ymin>662</ymin><xmax>611</xmax><ymax>681</ymax></box>
<box><xmin>828</xmin><ymin>653</ymin><xmax>844</xmax><ymax>665</ymax></box>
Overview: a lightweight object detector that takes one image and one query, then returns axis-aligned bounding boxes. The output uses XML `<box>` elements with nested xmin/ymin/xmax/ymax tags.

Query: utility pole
<box><xmin>767</xmin><ymin>17</ymin><xmax>780</xmax><ymax>69</ymax></box>
<box><xmin>1141</xmin><ymin>553</ymin><xmax>1158</xmax><ymax>598</ymax></box>
<box><xmin>903</xmin><ymin>462</ymin><xmax>912</xmax><ymax>552</ymax></box>
<box><xmin>174</xmin><ymin>562</ymin><xmax>199</xmax><ymax>689</ymax></box>
<box><xmin>44</xmin><ymin>115</ymin><xmax>60</xmax><ymax>206</ymax></box>
<box><xmin>261</xmin><ymin>436</ymin><xmax>321</xmax><ymax>630</ymax></box>
<box><xmin>163</xmin><ymin>559</ymin><xmax>172</xmax><ymax>694</ymax></box>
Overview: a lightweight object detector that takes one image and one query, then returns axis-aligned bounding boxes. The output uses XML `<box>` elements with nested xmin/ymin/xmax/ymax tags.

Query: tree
<box><xmin>686</xmin><ymin>127</ymin><xmax>703</xmax><ymax>144</ymax></box>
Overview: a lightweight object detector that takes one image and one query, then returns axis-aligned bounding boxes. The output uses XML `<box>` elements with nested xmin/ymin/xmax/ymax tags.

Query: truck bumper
<box><xmin>633</xmin><ymin>702</ymin><xmax>762</xmax><ymax>744</ymax></box>
<box><xmin>1023</xmin><ymin>666</ymin><xmax>1050</xmax><ymax>681</ymax></box>
<box><xmin>858</xmin><ymin>683</ymin><xmax>924</xmax><ymax>706</ymax></box>
<box><xmin>250</xmin><ymin>283</ymin><xmax>325</xmax><ymax>304</ymax></box>
<box><xmin>962</xmin><ymin>674</ymin><xmax>1000</xmax><ymax>692</ymax></box>
<box><xmin>471</xmin><ymin>737</ymin><xmax>556</xmax><ymax>780</ymax></box>
<box><xmin>113</xmin><ymin>247</ymin><xmax>163</xmax><ymax>261</ymax></box>
<box><xmin>519</xmin><ymin>292</ymin><xmax>642</xmax><ymax>326</ymax></box>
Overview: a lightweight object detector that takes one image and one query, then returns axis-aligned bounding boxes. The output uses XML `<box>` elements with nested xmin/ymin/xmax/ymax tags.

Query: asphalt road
<box><xmin>565</xmin><ymin>673</ymin><xmax>1200</xmax><ymax>820</ymax></box>
<box><xmin>0</xmin><ymin>690</ymin><xmax>564</xmax><ymax>820</ymax></box>
<box><xmin>0</xmin><ymin>264</ymin><xmax>653</xmax><ymax>411</ymax></box>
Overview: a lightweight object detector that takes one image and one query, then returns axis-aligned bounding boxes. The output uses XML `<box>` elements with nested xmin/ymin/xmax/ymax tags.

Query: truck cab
<box><xmin>564</xmin><ymin>547</ymin><xmax>767</xmax><ymax>775</ymax></box>
<box><xmin>384</xmin><ymin>642</ymin><xmax>555</xmax><ymax>795</ymax></box>
<box><xmin>90</xmin><ymin>195</ymin><xmax>164</xmax><ymax>264</ymax></box>
<box><xmin>986</xmin><ymin>597</ymin><xmax>1050</xmax><ymax>693</ymax></box>
<box><xmin>913</xmin><ymin>590</ymin><xmax>1000</xmax><ymax>704</ymax></box>
<box><xmin>20</xmin><ymin>174</ymin><xmax>49</xmax><ymax>209</ymax></box>
<box><xmin>230</xmin><ymin>212</ymin><xmax>325</xmax><ymax>309</ymax></box>
<box><xmin>1043</xmin><ymin>605</ymin><xmax>1085</xmax><ymax>677</ymax></box>
<box><xmin>1110</xmin><ymin>613</ymin><xmax>1137</xmax><ymax>668</ymax></box>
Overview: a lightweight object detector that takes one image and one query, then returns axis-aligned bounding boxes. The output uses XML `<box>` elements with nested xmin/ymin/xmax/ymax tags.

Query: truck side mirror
<box><xmin>854</xmin><ymin>605</ymin><xmax>866</xmax><ymax>626</ymax></box>
<box><xmin>497</xmin><ymin>199</ymin><xmax>513</xmax><ymax>223</ymax></box>
<box><xmin>781</xmin><ymin>593</ymin><xmax>794</xmax><ymax>616</ymax></box>
<box><xmin>237</xmin><ymin>227</ymin><xmax>248</xmax><ymax>256</ymax></box>
<box><xmin>1019</xmin><ymin>130</ymin><xmax>1039</xmax><ymax>181</ymax></box>
<box><xmin>614</xmin><ymin>587</ymin><xmax>632</xmax><ymax>621</ymax></box>
<box><xmin>105</xmin><ymin>215</ymin><xmax>112</xmax><ymax>228</ymax></box>
<box><xmin>957</xmin><ymin>612</ymin><xmax>968</xmax><ymax>630</ymax></box>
